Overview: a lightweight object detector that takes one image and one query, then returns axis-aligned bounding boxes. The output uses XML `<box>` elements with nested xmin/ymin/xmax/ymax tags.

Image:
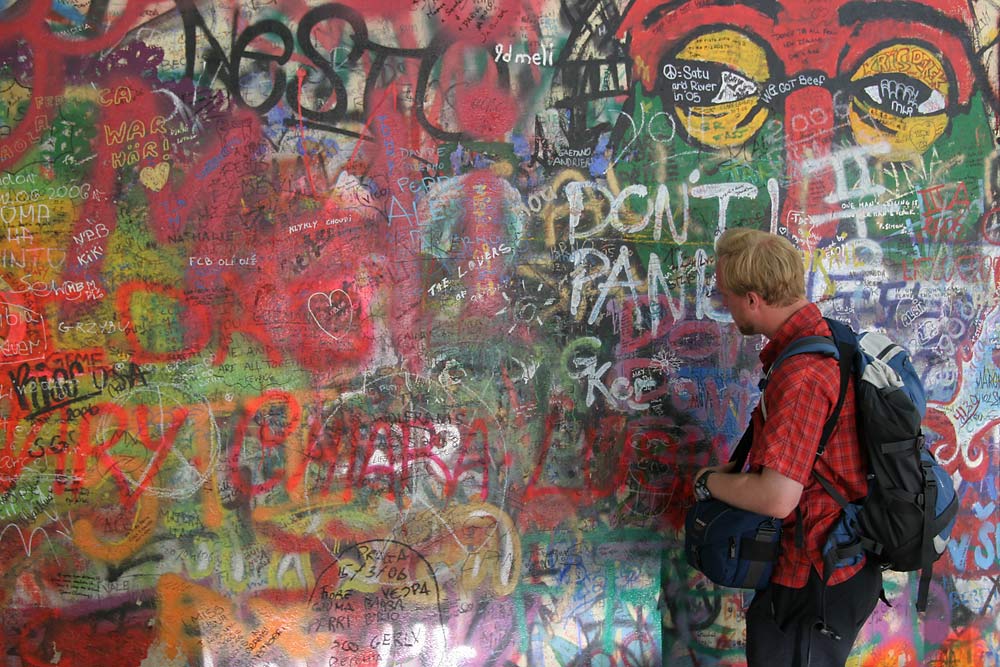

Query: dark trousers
<box><xmin>746</xmin><ymin>559</ymin><xmax>882</xmax><ymax>667</ymax></box>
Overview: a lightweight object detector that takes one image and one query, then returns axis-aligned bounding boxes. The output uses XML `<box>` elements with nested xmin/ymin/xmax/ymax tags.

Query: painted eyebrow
<box><xmin>641</xmin><ymin>0</ymin><xmax>783</xmax><ymax>29</ymax></box>
<box><xmin>838</xmin><ymin>1</ymin><xmax>970</xmax><ymax>37</ymax></box>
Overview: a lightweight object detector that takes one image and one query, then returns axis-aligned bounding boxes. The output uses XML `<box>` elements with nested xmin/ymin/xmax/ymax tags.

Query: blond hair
<box><xmin>715</xmin><ymin>229</ymin><xmax>805</xmax><ymax>306</ymax></box>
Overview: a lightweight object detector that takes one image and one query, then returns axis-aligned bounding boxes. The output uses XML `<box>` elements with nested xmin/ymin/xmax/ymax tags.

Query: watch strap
<box><xmin>695</xmin><ymin>470</ymin><xmax>715</xmax><ymax>501</ymax></box>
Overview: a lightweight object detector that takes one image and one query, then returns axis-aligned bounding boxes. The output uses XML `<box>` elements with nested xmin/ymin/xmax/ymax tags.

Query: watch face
<box><xmin>695</xmin><ymin>476</ymin><xmax>710</xmax><ymax>501</ymax></box>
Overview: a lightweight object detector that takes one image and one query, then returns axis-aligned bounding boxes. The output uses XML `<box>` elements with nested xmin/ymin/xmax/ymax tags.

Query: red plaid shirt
<box><xmin>747</xmin><ymin>303</ymin><xmax>868</xmax><ymax>587</ymax></box>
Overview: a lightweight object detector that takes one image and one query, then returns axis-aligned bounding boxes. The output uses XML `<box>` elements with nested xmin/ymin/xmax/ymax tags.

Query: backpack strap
<box><xmin>811</xmin><ymin>335</ymin><xmax>873</xmax><ymax>557</ymax></box>
<box><xmin>771</xmin><ymin>336</ymin><xmax>840</xmax><ymax>367</ymax></box>
<box><xmin>915</xmin><ymin>456</ymin><xmax>940</xmax><ymax>612</ymax></box>
<box><xmin>816</xmin><ymin>338</ymin><xmax>854</xmax><ymax>457</ymax></box>
<box><xmin>759</xmin><ymin>336</ymin><xmax>839</xmax><ymax>421</ymax></box>
<box><xmin>728</xmin><ymin>423</ymin><xmax>754</xmax><ymax>469</ymax></box>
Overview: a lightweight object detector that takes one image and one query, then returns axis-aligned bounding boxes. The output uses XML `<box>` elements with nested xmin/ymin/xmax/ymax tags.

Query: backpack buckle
<box><xmin>757</xmin><ymin>521</ymin><xmax>778</xmax><ymax>538</ymax></box>
<box><xmin>815</xmin><ymin>622</ymin><xmax>842</xmax><ymax>641</ymax></box>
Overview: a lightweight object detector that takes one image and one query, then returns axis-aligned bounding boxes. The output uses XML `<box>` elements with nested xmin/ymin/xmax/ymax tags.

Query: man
<box><xmin>693</xmin><ymin>228</ymin><xmax>881</xmax><ymax>667</ymax></box>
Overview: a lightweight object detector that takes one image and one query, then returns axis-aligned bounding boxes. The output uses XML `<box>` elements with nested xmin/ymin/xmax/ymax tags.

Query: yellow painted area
<box><xmin>677</xmin><ymin>30</ymin><xmax>770</xmax><ymax>83</ymax></box>
<box><xmin>849</xmin><ymin>99</ymin><xmax>949</xmax><ymax>159</ymax></box>
<box><xmin>413</xmin><ymin>502</ymin><xmax>522</xmax><ymax>596</ymax></box>
<box><xmin>677</xmin><ymin>98</ymin><xmax>769</xmax><ymax>148</ymax></box>
<box><xmin>674</xmin><ymin>31</ymin><xmax>770</xmax><ymax>147</ymax></box>
<box><xmin>852</xmin><ymin>44</ymin><xmax>949</xmax><ymax>91</ymax></box>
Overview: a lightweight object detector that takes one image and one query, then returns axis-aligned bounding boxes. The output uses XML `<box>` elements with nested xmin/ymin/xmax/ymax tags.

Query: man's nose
<box><xmin>780</xmin><ymin>85</ymin><xmax>841</xmax><ymax>248</ymax></box>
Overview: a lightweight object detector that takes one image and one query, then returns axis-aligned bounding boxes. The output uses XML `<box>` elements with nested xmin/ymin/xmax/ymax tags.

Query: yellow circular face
<box><xmin>847</xmin><ymin>44</ymin><xmax>951</xmax><ymax>160</ymax></box>
<box><xmin>663</xmin><ymin>30</ymin><xmax>771</xmax><ymax>149</ymax></box>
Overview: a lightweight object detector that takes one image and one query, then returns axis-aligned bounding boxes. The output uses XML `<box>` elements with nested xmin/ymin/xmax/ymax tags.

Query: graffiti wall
<box><xmin>1</xmin><ymin>0</ymin><xmax>998</xmax><ymax>664</ymax></box>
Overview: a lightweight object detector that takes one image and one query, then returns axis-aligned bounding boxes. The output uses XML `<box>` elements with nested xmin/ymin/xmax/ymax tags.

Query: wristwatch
<box><xmin>694</xmin><ymin>470</ymin><xmax>715</xmax><ymax>502</ymax></box>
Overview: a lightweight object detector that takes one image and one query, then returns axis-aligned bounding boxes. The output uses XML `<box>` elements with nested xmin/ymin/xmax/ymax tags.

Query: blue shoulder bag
<box><xmin>683</xmin><ymin>428</ymin><xmax>782</xmax><ymax>590</ymax></box>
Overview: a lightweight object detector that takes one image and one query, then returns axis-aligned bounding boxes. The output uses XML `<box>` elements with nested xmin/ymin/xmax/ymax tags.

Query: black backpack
<box><xmin>766</xmin><ymin>318</ymin><xmax>958</xmax><ymax>612</ymax></box>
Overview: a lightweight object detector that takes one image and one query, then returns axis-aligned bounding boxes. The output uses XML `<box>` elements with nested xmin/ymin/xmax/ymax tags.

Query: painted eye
<box><xmin>847</xmin><ymin>44</ymin><xmax>951</xmax><ymax>159</ymax></box>
<box><xmin>658</xmin><ymin>29</ymin><xmax>771</xmax><ymax>149</ymax></box>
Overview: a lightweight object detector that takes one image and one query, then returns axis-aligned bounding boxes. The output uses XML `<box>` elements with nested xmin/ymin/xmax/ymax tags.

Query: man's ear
<box><xmin>745</xmin><ymin>291</ymin><xmax>762</xmax><ymax>309</ymax></box>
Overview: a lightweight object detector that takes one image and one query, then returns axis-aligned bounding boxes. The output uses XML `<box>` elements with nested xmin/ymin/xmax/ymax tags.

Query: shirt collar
<box><xmin>760</xmin><ymin>302</ymin><xmax>825</xmax><ymax>370</ymax></box>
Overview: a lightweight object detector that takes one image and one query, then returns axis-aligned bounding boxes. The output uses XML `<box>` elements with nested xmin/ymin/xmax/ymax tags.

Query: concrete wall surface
<box><xmin>1</xmin><ymin>0</ymin><xmax>999</xmax><ymax>664</ymax></box>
